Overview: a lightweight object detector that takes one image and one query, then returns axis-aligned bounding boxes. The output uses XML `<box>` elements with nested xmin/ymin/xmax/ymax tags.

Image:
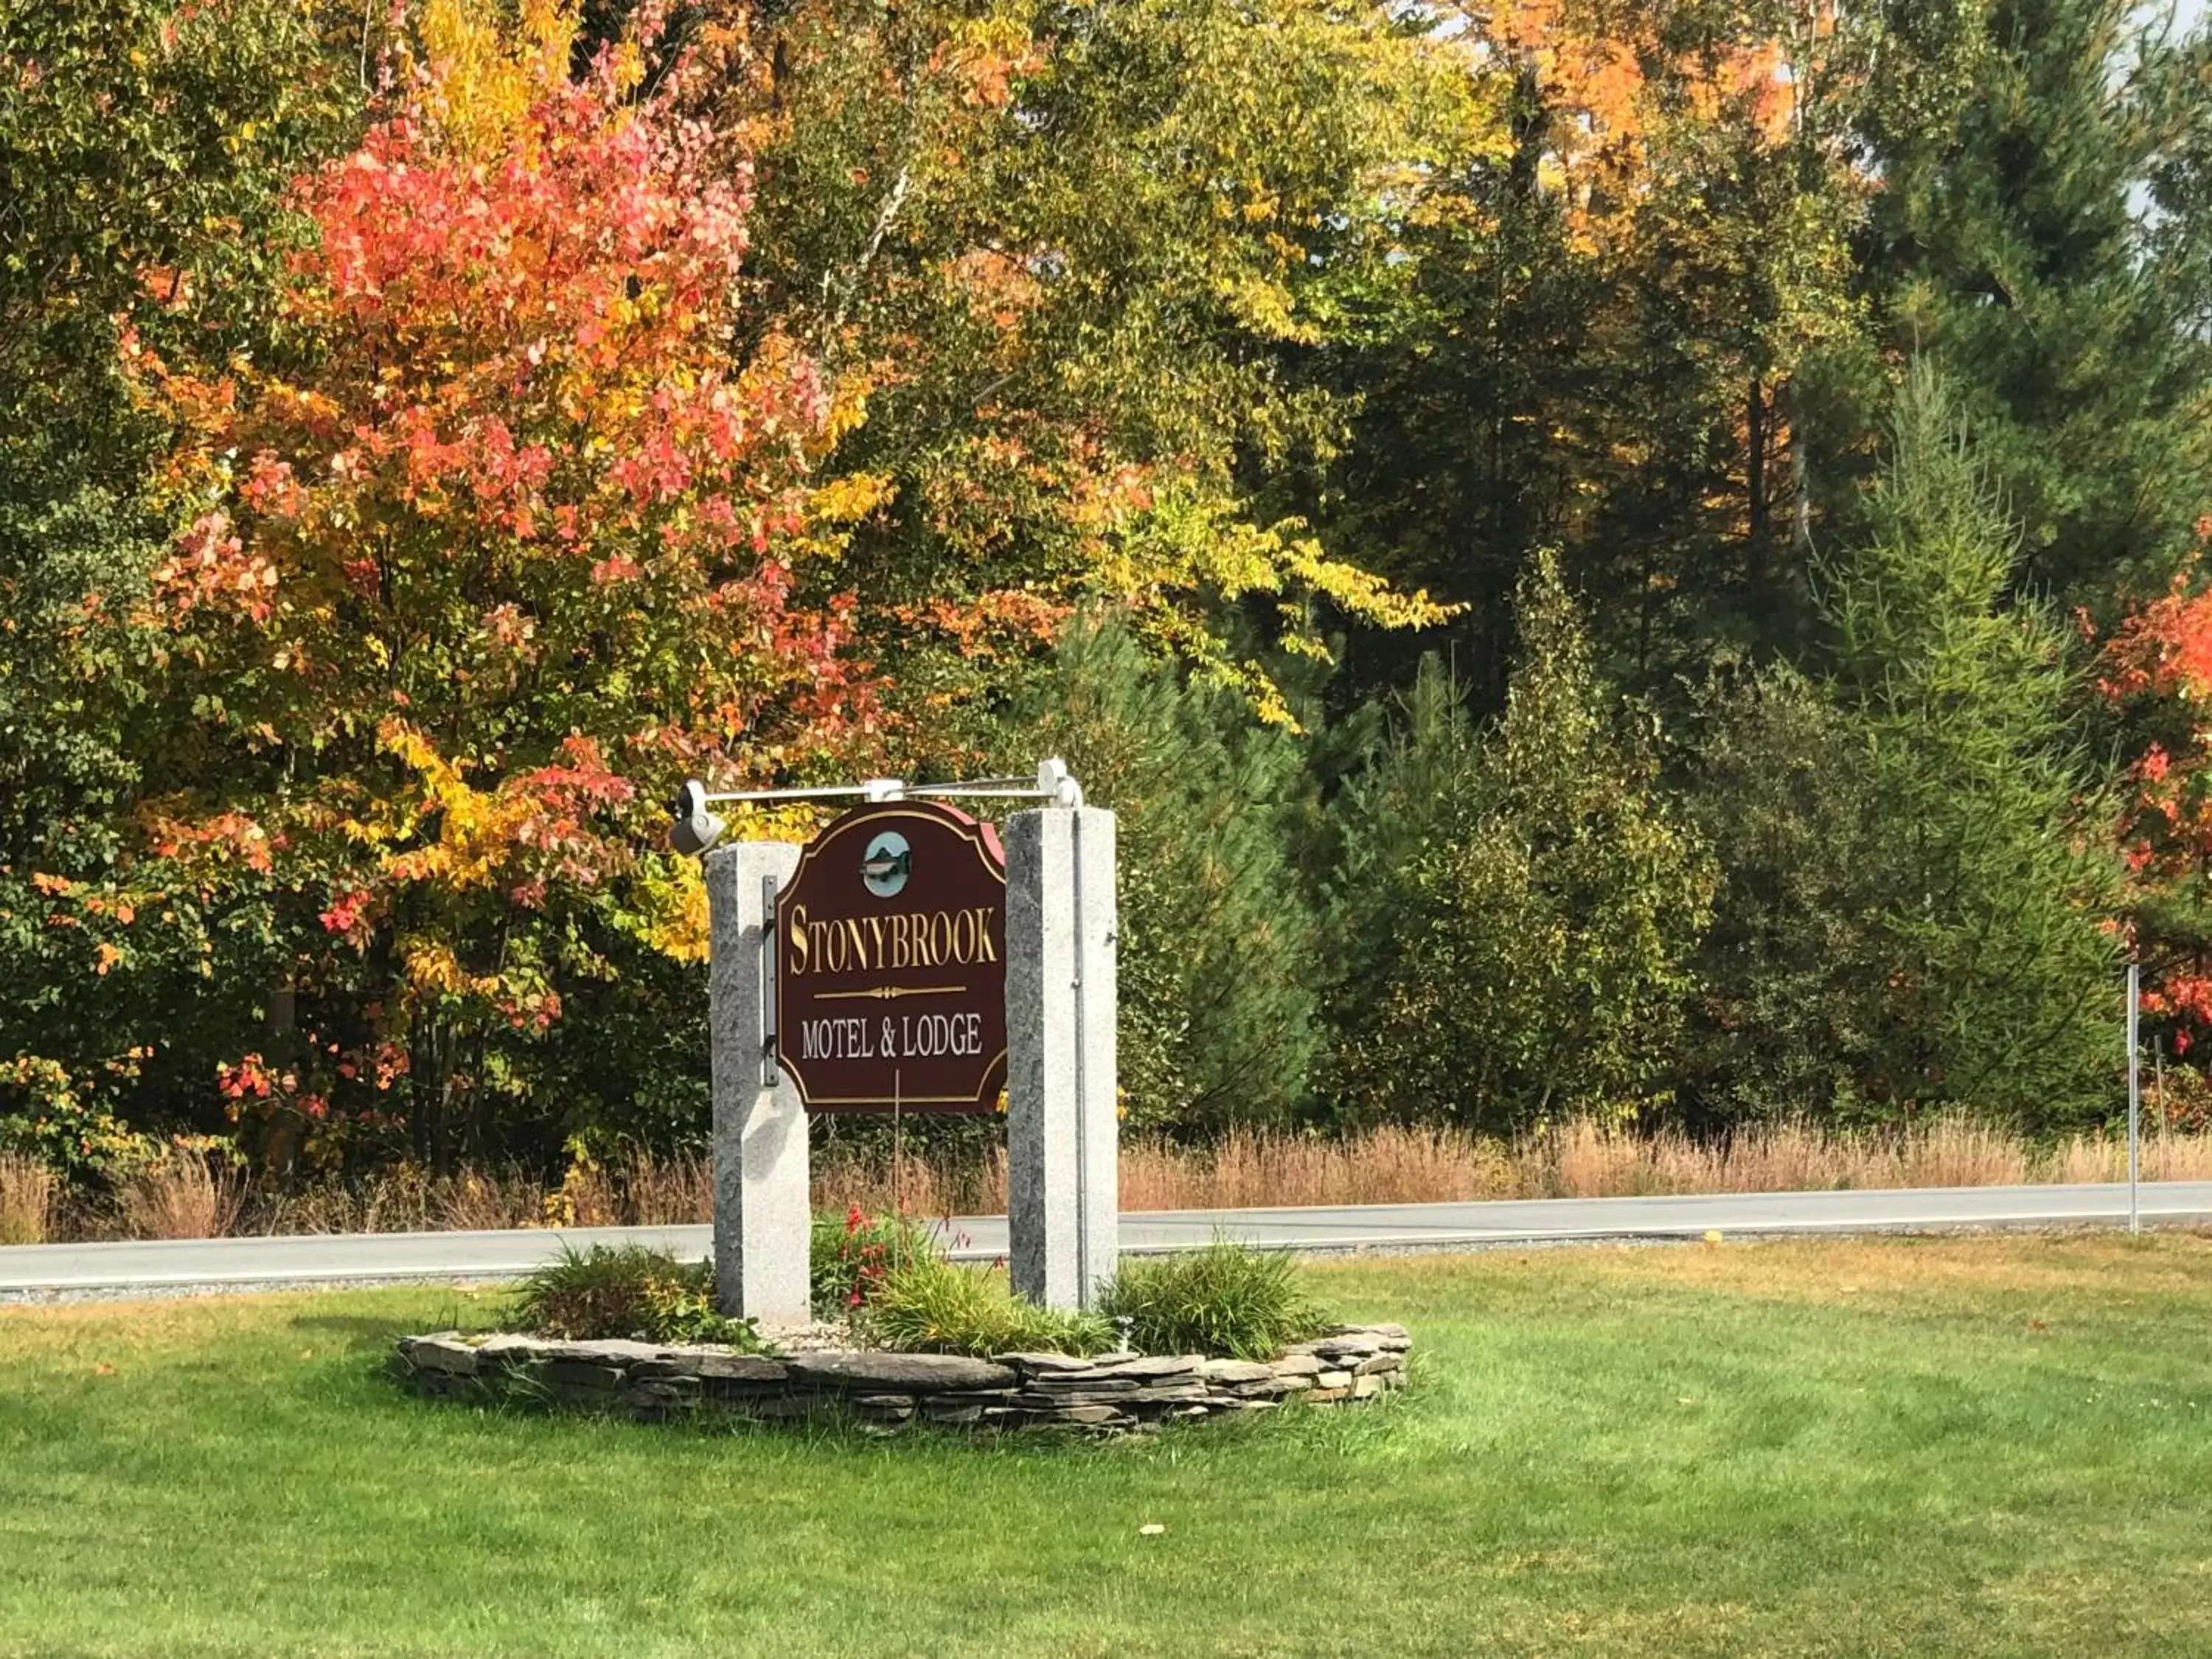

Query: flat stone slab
<box><xmin>1285</xmin><ymin>1324</ymin><xmax>1413</xmax><ymax>1362</ymax></box>
<box><xmin>993</xmin><ymin>1352</ymin><xmax>1099</xmax><ymax>1374</ymax></box>
<box><xmin>532</xmin><ymin>1339</ymin><xmax>688</xmax><ymax>1366</ymax></box>
<box><xmin>546</xmin><ymin>1360</ymin><xmax>625</xmax><ymax>1389</ymax></box>
<box><xmin>1026</xmin><ymin>1375</ymin><xmax>1139</xmax><ymax>1394</ymax></box>
<box><xmin>470</xmin><ymin>1335</ymin><xmax>548</xmax><ymax>1366</ymax></box>
<box><xmin>401</xmin><ymin>1336</ymin><xmax>481</xmax><ymax>1376</ymax></box>
<box><xmin>1088</xmin><ymin>1354</ymin><xmax>1203</xmax><ymax>1382</ymax></box>
<box><xmin>1200</xmin><ymin>1359</ymin><xmax>1277</xmax><ymax>1385</ymax></box>
<box><xmin>632</xmin><ymin>1352</ymin><xmax>788</xmax><ymax>1384</ymax></box>
<box><xmin>785</xmin><ymin>1351</ymin><xmax>1018</xmax><ymax>1393</ymax></box>
<box><xmin>1228</xmin><ymin>1375</ymin><xmax>1313</xmax><ymax>1399</ymax></box>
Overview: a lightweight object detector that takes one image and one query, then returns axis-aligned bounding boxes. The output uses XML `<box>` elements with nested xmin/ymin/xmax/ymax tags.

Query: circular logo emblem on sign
<box><xmin>859</xmin><ymin>830</ymin><xmax>911</xmax><ymax>898</ymax></box>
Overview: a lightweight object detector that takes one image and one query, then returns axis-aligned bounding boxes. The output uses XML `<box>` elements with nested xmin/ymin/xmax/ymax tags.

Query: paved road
<box><xmin>2</xmin><ymin>1180</ymin><xmax>2207</xmax><ymax>1297</ymax></box>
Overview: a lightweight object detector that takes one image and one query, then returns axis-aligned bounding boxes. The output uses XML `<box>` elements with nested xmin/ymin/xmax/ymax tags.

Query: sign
<box><xmin>774</xmin><ymin>801</ymin><xmax>1008</xmax><ymax>1111</ymax></box>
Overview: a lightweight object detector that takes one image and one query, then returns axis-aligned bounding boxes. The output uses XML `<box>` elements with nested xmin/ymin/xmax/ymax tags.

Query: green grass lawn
<box><xmin>4</xmin><ymin>1234</ymin><xmax>2211</xmax><ymax>1658</ymax></box>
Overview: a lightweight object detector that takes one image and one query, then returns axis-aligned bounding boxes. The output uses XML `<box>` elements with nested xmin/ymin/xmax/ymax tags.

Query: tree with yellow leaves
<box><xmin>675</xmin><ymin>0</ymin><xmax>1467</xmax><ymax>730</ymax></box>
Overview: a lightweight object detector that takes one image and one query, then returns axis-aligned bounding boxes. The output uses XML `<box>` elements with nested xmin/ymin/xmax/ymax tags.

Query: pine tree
<box><xmin>1677</xmin><ymin>660</ymin><xmax>1902</xmax><ymax>1127</ymax></box>
<box><xmin>1819</xmin><ymin>364</ymin><xmax>2121</xmax><ymax>1122</ymax></box>
<box><xmin>1849</xmin><ymin>0</ymin><xmax>2212</xmax><ymax>610</ymax></box>
<box><xmin>1322</xmin><ymin>552</ymin><xmax>1713</xmax><ymax>1132</ymax></box>
<box><xmin>998</xmin><ymin>622</ymin><xmax>1323</xmax><ymax>1132</ymax></box>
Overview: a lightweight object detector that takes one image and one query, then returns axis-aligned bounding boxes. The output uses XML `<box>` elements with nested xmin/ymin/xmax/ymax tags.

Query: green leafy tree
<box><xmin>997</xmin><ymin>619</ymin><xmax>1321</xmax><ymax>1131</ymax></box>
<box><xmin>0</xmin><ymin>0</ymin><xmax>359</xmax><ymax>1170</ymax></box>
<box><xmin>1817</xmin><ymin>365</ymin><xmax>2121</xmax><ymax>1122</ymax></box>
<box><xmin>1322</xmin><ymin>553</ymin><xmax>1714</xmax><ymax>1132</ymax></box>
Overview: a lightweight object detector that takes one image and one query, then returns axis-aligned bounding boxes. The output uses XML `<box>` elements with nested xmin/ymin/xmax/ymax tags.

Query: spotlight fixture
<box><xmin>667</xmin><ymin>779</ymin><xmax>727</xmax><ymax>856</ymax></box>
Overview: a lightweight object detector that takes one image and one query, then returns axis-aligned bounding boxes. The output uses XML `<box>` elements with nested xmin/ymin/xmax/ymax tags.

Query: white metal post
<box><xmin>2128</xmin><ymin>961</ymin><xmax>2140</xmax><ymax>1236</ymax></box>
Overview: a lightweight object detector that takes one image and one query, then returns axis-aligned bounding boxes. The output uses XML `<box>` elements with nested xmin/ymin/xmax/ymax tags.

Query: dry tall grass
<box><xmin>0</xmin><ymin>1152</ymin><xmax>54</xmax><ymax>1245</ymax></box>
<box><xmin>620</xmin><ymin>1150</ymin><xmax>713</xmax><ymax>1225</ymax></box>
<box><xmin>1120</xmin><ymin>1126</ymin><xmax>1504</xmax><ymax>1209</ymax></box>
<box><xmin>117</xmin><ymin>1148</ymin><xmax>246</xmax><ymax>1240</ymax></box>
<box><xmin>811</xmin><ymin>1143</ymin><xmax>1008</xmax><ymax>1219</ymax></box>
<box><xmin>234</xmin><ymin>1152</ymin><xmax>714</xmax><ymax>1236</ymax></box>
<box><xmin>806</xmin><ymin>1116</ymin><xmax>2212</xmax><ymax>1214</ymax></box>
<box><xmin>11</xmin><ymin>1116</ymin><xmax>2212</xmax><ymax>1243</ymax></box>
<box><xmin>251</xmin><ymin>1165</ymin><xmax>580</xmax><ymax>1235</ymax></box>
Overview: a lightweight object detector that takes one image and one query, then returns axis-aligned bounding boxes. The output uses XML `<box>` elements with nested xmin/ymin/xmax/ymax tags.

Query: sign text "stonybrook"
<box><xmin>784</xmin><ymin>903</ymin><xmax>999</xmax><ymax>976</ymax></box>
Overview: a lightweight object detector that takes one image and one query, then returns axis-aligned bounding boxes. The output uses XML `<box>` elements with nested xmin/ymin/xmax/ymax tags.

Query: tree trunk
<box><xmin>1747</xmin><ymin>376</ymin><xmax>1768</xmax><ymax>606</ymax></box>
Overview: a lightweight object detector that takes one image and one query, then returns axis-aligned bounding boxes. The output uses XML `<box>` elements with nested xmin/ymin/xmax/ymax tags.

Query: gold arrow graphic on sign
<box><xmin>812</xmin><ymin>984</ymin><xmax>969</xmax><ymax>1001</ymax></box>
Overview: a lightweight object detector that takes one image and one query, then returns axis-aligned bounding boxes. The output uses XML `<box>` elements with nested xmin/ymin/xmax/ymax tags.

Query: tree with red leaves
<box><xmin>124</xmin><ymin>0</ymin><xmax>877</xmax><ymax>1164</ymax></box>
<box><xmin>2099</xmin><ymin>537</ymin><xmax>2212</xmax><ymax>1074</ymax></box>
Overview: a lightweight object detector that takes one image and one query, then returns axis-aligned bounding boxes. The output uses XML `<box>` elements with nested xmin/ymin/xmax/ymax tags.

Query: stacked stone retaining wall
<box><xmin>395</xmin><ymin>1323</ymin><xmax>1411</xmax><ymax>1433</ymax></box>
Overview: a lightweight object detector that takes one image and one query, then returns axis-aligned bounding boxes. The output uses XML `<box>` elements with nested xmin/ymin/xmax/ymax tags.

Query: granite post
<box><xmin>706</xmin><ymin>841</ymin><xmax>811</xmax><ymax>1321</ymax></box>
<box><xmin>1005</xmin><ymin>805</ymin><xmax>1118</xmax><ymax>1310</ymax></box>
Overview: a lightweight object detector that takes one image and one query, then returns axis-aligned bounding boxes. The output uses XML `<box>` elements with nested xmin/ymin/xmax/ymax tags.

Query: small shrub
<box><xmin>811</xmin><ymin>1206</ymin><xmax>942</xmax><ymax>1316</ymax></box>
<box><xmin>515</xmin><ymin>1244</ymin><xmax>763</xmax><ymax>1349</ymax></box>
<box><xmin>860</xmin><ymin>1253</ymin><xmax>1113</xmax><ymax>1358</ymax></box>
<box><xmin>0</xmin><ymin>1153</ymin><xmax>55</xmax><ymax>1245</ymax></box>
<box><xmin>638</xmin><ymin>1273</ymin><xmax>749</xmax><ymax>1346</ymax></box>
<box><xmin>1097</xmin><ymin>1239</ymin><xmax>1328</xmax><ymax>1360</ymax></box>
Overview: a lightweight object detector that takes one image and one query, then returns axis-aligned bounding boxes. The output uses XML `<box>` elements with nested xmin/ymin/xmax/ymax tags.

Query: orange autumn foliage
<box><xmin>2100</xmin><ymin>549</ymin><xmax>2212</xmax><ymax>1050</ymax></box>
<box><xmin>124</xmin><ymin>0</ymin><xmax>883</xmax><ymax>1144</ymax></box>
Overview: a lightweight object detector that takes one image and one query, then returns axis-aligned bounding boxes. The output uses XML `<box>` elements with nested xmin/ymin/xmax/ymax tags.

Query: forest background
<box><xmin>7</xmin><ymin>0</ymin><xmax>2212</xmax><ymax>1206</ymax></box>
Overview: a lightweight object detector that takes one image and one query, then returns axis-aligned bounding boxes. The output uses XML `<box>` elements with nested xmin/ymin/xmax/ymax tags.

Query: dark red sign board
<box><xmin>774</xmin><ymin>801</ymin><xmax>1008</xmax><ymax>1112</ymax></box>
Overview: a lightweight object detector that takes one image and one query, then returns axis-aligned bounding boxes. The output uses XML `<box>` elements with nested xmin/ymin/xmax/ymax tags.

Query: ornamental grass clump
<box><xmin>859</xmin><ymin>1253</ymin><xmax>1113</xmax><ymax>1358</ymax></box>
<box><xmin>1098</xmin><ymin>1239</ymin><xmax>1328</xmax><ymax>1360</ymax></box>
<box><xmin>514</xmin><ymin>1244</ymin><xmax>763</xmax><ymax>1349</ymax></box>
